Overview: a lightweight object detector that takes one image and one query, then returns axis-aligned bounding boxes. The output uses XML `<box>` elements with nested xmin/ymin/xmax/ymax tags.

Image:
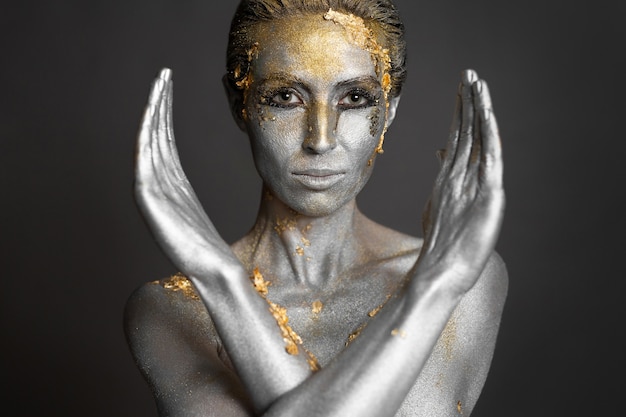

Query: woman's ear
<box><xmin>385</xmin><ymin>95</ymin><xmax>401</xmax><ymax>128</ymax></box>
<box><xmin>222</xmin><ymin>74</ymin><xmax>247</xmax><ymax>132</ymax></box>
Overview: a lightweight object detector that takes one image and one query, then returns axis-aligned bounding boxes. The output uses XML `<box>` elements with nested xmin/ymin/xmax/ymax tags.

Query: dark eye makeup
<box><xmin>259</xmin><ymin>87</ymin><xmax>378</xmax><ymax>110</ymax></box>
<box><xmin>260</xmin><ymin>88</ymin><xmax>304</xmax><ymax>108</ymax></box>
<box><xmin>337</xmin><ymin>88</ymin><xmax>378</xmax><ymax>109</ymax></box>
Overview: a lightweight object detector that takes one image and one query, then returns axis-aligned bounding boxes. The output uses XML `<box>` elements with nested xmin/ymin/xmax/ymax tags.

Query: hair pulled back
<box><xmin>226</xmin><ymin>0</ymin><xmax>407</xmax><ymax>98</ymax></box>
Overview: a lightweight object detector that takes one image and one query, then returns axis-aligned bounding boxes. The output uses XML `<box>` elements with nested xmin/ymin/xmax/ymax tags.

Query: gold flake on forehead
<box><xmin>323</xmin><ymin>9</ymin><xmax>391</xmax><ymax>79</ymax></box>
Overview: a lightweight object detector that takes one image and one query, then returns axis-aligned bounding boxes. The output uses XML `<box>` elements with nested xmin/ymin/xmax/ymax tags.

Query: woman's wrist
<box><xmin>408</xmin><ymin>260</ymin><xmax>469</xmax><ymax>306</ymax></box>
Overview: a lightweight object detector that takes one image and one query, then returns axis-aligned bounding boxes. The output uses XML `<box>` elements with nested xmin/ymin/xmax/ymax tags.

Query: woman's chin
<box><xmin>275</xmin><ymin>191</ymin><xmax>354</xmax><ymax>218</ymax></box>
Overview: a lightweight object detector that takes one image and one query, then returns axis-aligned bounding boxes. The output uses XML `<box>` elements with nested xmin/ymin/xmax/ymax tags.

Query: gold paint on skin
<box><xmin>435</xmin><ymin>372</ymin><xmax>444</xmax><ymax>389</ymax></box>
<box><xmin>274</xmin><ymin>216</ymin><xmax>298</xmax><ymax>236</ymax></box>
<box><xmin>439</xmin><ymin>314</ymin><xmax>458</xmax><ymax>361</ymax></box>
<box><xmin>249</xmin><ymin>267</ymin><xmax>320</xmax><ymax>371</ymax></box>
<box><xmin>323</xmin><ymin>9</ymin><xmax>392</xmax><ymax>164</ymax></box>
<box><xmin>295</xmin><ymin>246</ymin><xmax>305</xmax><ymax>256</ymax></box>
<box><xmin>251</xmin><ymin>267</ymin><xmax>270</xmax><ymax>296</ymax></box>
<box><xmin>161</xmin><ymin>273</ymin><xmax>199</xmax><ymax>300</ymax></box>
<box><xmin>368</xmin><ymin>294</ymin><xmax>391</xmax><ymax>317</ymax></box>
<box><xmin>311</xmin><ymin>300</ymin><xmax>323</xmax><ymax>314</ymax></box>
<box><xmin>368</xmin><ymin>106</ymin><xmax>382</xmax><ymax>137</ymax></box>
<box><xmin>347</xmin><ymin>293</ymin><xmax>395</xmax><ymax>346</ymax></box>
<box><xmin>391</xmin><ymin>328</ymin><xmax>407</xmax><ymax>338</ymax></box>
<box><xmin>346</xmin><ymin>323</ymin><xmax>366</xmax><ymax>346</ymax></box>
<box><xmin>248</xmin><ymin>12</ymin><xmax>392</xmax><ymax>166</ymax></box>
<box><xmin>235</xmin><ymin>42</ymin><xmax>259</xmax><ymax>120</ymax></box>
<box><xmin>457</xmin><ymin>400</ymin><xmax>463</xmax><ymax>415</ymax></box>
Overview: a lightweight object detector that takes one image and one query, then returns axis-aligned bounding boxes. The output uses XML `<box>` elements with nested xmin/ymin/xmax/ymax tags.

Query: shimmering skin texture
<box><xmin>322</xmin><ymin>9</ymin><xmax>392</xmax><ymax>159</ymax></box>
<box><xmin>125</xmin><ymin>10</ymin><xmax>508</xmax><ymax>417</ymax></box>
<box><xmin>242</xmin><ymin>15</ymin><xmax>392</xmax><ymax>217</ymax></box>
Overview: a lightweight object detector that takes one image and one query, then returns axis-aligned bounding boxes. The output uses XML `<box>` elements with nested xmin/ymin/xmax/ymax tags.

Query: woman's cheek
<box><xmin>250</xmin><ymin>108</ymin><xmax>306</xmax><ymax>151</ymax></box>
<box><xmin>337</xmin><ymin>109</ymin><xmax>381</xmax><ymax>155</ymax></box>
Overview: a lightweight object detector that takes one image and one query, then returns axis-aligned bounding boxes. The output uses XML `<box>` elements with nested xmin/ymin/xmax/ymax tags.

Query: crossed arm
<box><xmin>131</xmin><ymin>68</ymin><xmax>505</xmax><ymax>416</ymax></box>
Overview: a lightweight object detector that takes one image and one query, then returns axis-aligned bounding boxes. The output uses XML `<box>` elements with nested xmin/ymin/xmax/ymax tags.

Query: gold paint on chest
<box><xmin>311</xmin><ymin>300</ymin><xmax>323</xmax><ymax>314</ymax></box>
<box><xmin>160</xmin><ymin>273</ymin><xmax>199</xmax><ymax>300</ymax></box>
<box><xmin>250</xmin><ymin>267</ymin><xmax>320</xmax><ymax>371</ymax></box>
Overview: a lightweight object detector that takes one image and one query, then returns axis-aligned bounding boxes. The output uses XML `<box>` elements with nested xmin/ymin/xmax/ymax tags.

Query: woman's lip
<box><xmin>292</xmin><ymin>169</ymin><xmax>345</xmax><ymax>189</ymax></box>
<box><xmin>293</xmin><ymin>169</ymin><xmax>345</xmax><ymax>176</ymax></box>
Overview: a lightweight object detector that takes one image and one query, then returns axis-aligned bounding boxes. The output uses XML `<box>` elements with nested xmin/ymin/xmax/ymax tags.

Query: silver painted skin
<box><xmin>125</xmin><ymin>16</ymin><xmax>507</xmax><ymax>417</ymax></box>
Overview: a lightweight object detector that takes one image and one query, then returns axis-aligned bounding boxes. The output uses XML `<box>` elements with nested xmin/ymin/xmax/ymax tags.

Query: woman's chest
<box><xmin>261</xmin><ymin>269</ymin><xmax>407</xmax><ymax>367</ymax></box>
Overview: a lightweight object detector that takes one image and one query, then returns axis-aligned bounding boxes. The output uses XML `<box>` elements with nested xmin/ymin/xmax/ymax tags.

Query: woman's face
<box><xmin>236</xmin><ymin>14</ymin><xmax>399</xmax><ymax>217</ymax></box>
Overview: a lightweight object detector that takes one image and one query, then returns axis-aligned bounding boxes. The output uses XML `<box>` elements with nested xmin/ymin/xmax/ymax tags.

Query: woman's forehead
<box><xmin>249</xmin><ymin>14</ymin><xmax>379</xmax><ymax>85</ymax></box>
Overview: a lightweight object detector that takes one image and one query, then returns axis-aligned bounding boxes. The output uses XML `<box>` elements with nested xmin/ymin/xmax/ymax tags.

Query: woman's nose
<box><xmin>303</xmin><ymin>102</ymin><xmax>337</xmax><ymax>154</ymax></box>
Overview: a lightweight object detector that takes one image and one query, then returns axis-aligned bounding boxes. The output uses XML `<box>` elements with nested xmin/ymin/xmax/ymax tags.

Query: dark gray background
<box><xmin>2</xmin><ymin>1</ymin><xmax>624</xmax><ymax>415</ymax></box>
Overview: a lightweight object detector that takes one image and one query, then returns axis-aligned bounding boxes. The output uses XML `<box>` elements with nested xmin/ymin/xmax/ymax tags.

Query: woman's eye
<box><xmin>269</xmin><ymin>90</ymin><xmax>302</xmax><ymax>106</ymax></box>
<box><xmin>338</xmin><ymin>91</ymin><xmax>373</xmax><ymax>108</ymax></box>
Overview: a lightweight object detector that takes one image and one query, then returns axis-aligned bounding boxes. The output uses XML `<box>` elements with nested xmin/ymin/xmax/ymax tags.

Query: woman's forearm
<box><xmin>189</xmin><ymin>262</ymin><xmax>313</xmax><ymax>413</ymax></box>
<box><xmin>258</xmin><ymin>266</ymin><xmax>461</xmax><ymax>417</ymax></box>
<box><xmin>189</xmin><ymin>246</ymin><xmax>466</xmax><ymax>417</ymax></box>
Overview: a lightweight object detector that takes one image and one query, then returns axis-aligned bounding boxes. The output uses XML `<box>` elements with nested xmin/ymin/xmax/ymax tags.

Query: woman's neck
<box><xmin>234</xmin><ymin>188</ymin><xmax>365</xmax><ymax>288</ymax></box>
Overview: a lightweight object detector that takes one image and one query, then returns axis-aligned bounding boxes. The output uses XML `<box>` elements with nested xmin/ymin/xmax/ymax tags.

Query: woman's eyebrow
<box><xmin>256</xmin><ymin>73</ymin><xmax>309</xmax><ymax>92</ymax></box>
<box><xmin>335</xmin><ymin>76</ymin><xmax>381</xmax><ymax>90</ymax></box>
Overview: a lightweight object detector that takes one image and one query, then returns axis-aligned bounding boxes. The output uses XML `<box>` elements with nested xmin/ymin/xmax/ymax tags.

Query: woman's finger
<box><xmin>475</xmin><ymin>80</ymin><xmax>503</xmax><ymax>190</ymax></box>
<box><xmin>135</xmin><ymin>72</ymin><xmax>169</xmax><ymax>194</ymax></box>
<box><xmin>437</xmin><ymin>91</ymin><xmax>461</xmax><ymax>182</ymax></box>
<box><xmin>449</xmin><ymin>69</ymin><xmax>477</xmax><ymax>182</ymax></box>
<box><xmin>164</xmin><ymin>79</ymin><xmax>186</xmax><ymax>183</ymax></box>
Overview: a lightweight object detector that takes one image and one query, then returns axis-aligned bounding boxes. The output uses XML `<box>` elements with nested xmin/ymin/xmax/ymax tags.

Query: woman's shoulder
<box><xmin>124</xmin><ymin>274</ymin><xmax>222</xmax><ymax>369</ymax></box>
<box><xmin>124</xmin><ymin>275</ymin><xmax>253</xmax><ymax>414</ymax></box>
<box><xmin>124</xmin><ymin>274</ymin><xmax>210</xmax><ymax>330</ymax></box>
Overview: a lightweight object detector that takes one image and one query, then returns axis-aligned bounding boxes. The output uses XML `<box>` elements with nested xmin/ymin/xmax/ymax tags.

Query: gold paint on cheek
<box><xmin>368</xmin><ymin>105</ymin><xmax>382</xmax><ymax>137</ymax></box>
<box><xmin>322</xmin><ymin>9</ymin><xmax>392</xmax><ymax>165</ymax></box>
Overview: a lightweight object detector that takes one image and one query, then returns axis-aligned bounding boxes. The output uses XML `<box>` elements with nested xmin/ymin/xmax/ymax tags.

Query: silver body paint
<box><xmin>125</xmin><ymin>12</ymin><xmax>507</xmax><ymax>417</ymax></box>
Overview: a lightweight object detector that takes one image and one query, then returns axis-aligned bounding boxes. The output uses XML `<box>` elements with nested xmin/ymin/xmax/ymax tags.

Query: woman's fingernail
<box><xmin>464</xmin><ymin>69</ymin><xmax>478</xmax><ymax>84</ymax></box>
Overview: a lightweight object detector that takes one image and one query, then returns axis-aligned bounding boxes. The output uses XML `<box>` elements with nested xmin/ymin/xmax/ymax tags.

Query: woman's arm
<box><xmin>134</xmin><ymin>69</ymin><xmax>312</xmax><ymax>412</ymax></box>
<box><xmin>259</xmin><ymin>70</ymin><xmax>505</xmax><ymax>417</ymax></box>
<box><xmin>134</xmin><ymin>68</ymin><xmax>504</xmax><ymax>416</ymax></box>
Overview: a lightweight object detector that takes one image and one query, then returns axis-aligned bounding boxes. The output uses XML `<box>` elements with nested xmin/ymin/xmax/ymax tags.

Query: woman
<box><xmin>125</xmin><ymin>1</ymin><xmax>507</xmax><ymax>416</ymax></box>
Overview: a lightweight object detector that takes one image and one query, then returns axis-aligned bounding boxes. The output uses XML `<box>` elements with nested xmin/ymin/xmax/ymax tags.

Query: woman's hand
<box><xmin>419</xmin><ymin>69</ymin><xmax>505</xmax><ymax>294</ymax></box>
<box><xmin>134</xmin><ymin>68</ymin><xmax>241</xmax><ymax>279</ymax></box>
